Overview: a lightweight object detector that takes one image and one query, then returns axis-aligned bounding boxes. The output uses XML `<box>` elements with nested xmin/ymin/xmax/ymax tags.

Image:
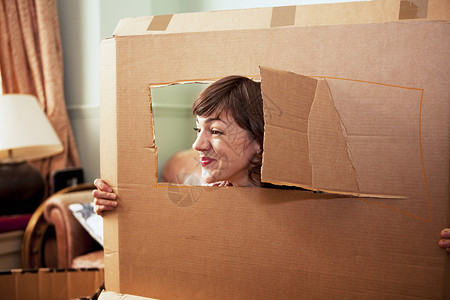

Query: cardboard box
<box><xmin>99</xmin><ymin>1</ymin><xmax>449</xmax><ymax>299</ymax></box>
<box><xmin>0</xmin><ymin>268</ymin><xmax>104</xmax><ymax>300</ymax></box>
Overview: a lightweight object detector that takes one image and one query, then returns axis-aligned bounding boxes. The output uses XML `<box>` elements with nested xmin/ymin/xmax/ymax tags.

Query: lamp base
<box><xmin>0</xmin><ymin>162</ymin><xmax>44</xmax><ymax>215</ymax></box>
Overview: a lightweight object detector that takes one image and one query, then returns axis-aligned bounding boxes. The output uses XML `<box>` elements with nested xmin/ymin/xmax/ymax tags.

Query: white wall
<box><xmin>57</xmin><ymin>0</ymin><xmax>151</xmax><ymax>183</ymax></box>
<box><xmin>203</xmin><ymin>0</ymin><xmax>368</xmax><ymax>11</ymax></box>
<box><xmin>58</xmin><ymin>0</ymin><xmax>369</xmax><ymax>183</ymax></box>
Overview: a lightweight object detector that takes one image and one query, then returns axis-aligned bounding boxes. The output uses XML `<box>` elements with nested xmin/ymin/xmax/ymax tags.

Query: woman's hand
<box><xmin>93</xmin><ymin>179</ymin><xmax>118</xmax><ymax>215</ymax></box>
<box><xmin>439</xmin><ymin>228</ymin><xmax>450</xmax><ymax>253</ymax></box>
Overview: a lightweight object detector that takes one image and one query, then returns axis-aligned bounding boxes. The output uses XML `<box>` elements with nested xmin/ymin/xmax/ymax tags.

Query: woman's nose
<box><xmin>192</xmin><ymin>131</ymin><xmax>210</xmax><ymax>152</ymax></box>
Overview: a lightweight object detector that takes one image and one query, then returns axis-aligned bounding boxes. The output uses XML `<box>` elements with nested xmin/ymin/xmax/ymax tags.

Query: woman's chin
<box><xmin>202</xmin><ymin>174</ymin><xmax>219</xmax><ymax>183</ymax></box>
<box><xmin>202</xmin><ymin>168</ymin><xmax>214</xmax><ymax>183</ymax></box>
<box><xmin>201</xmin><ymin>168</ymin><xmax>215</xmax><ymax>184</ymax></box>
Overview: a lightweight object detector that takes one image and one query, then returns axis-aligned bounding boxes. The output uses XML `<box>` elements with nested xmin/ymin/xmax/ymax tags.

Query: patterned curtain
<box><xmin>0</xmin><ymin>0</ymin><xmax>81</xmax><ymax>195</ymax></box>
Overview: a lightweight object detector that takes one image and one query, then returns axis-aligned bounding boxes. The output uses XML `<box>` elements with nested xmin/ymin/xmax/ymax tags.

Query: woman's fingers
<box><xmin>92</xmin><ymin>178</ymin><xmax>116</xmax><ymax>200</ymax></box>
<box><xmin>93</xmin><ymin>198</ymin><xmax>118</xmax><ymax>215</ymax></box>
<box><xmin>94</xmin><ymin>178</ymin><xmax>113</xmax><ymax>193</ymax></box>
<box><xmin>439</xmin><ymin>238</ymin><xmax>450</xmax><ymax>248</ymax></box>
<box><xmin>94</xmin><ymin>204</ymin><xmax>115</xmax><ymax>215</ymax></box>
<box><xmin>439</xmin><ymin>240</ymin><xmax>450</xmax><ymax>253</ymax></box>
<box><xmin>93</xmin><ymin>179</ymin><xmax>117</xmax><ymax>215</ymax></box>
<box><xmin>439</xmin><ymin>228</ymin><xmax>450</xmax><ymax>253</ymax></box>
<box><xmin>92</xmin><ymin>189</ymin><xmax>117</xmax><ymax>200</ymax></box>
<box><xmin>94</xmin><ymin>198</ymin><xmax>118</xmax><ymax>207</ymax></box>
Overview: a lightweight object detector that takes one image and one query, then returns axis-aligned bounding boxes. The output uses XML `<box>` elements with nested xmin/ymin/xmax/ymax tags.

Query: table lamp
<box><xmin>0</xmin><ymin>94</ymin><xmax>63</xmax><ymax>215</ymax></box>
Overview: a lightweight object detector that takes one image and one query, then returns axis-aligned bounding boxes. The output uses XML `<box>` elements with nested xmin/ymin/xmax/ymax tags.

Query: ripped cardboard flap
<box><xmin>260</xmin><ymin>66</ymin><xmax>426</xmax><ymax>200</ymax></box>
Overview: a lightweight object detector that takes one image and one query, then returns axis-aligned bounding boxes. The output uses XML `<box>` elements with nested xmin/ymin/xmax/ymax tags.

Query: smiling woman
<box><xmin>192</xmin><ymin>76</ymin><xmax>264</xmax><ymax>187</ymax></box>
<box><xmin>193</xmin><ymin>112</ymin><xmax>260</xmax><ymax>186</ymax></box>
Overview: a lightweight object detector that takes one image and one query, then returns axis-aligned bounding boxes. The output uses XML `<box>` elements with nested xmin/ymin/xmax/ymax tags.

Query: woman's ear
<box><xmin>252</xmin><ymin>140</ymin><xmax>262</xmax><ymax>156</ymax></box>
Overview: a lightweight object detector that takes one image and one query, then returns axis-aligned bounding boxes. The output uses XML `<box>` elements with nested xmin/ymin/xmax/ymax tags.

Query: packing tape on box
<box><xmin>144</xmin><ymin>1</ymin><xmax>427</xmax><ymax>32</ymax></box>
<box><xmin>147</xmin><ymin>14</ymin><xmax>173</xmax><ymax>31</ymax></box>
<box><xmin>270</xmin><ymin>6</ymin><xmax>296</xmax><ymax>28</ymax></box>
<box><xmin>399</xmin><ymin>0</ymin><xmax>428</xmax><ymax>19</ymax></box>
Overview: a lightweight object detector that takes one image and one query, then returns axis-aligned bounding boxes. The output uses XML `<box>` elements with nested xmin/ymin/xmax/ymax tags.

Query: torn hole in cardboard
<box><xmin>149</xmin><ymin>76</ymin><xmax>263</xmax><ymax>188</ymax></box>
<box><xmin>149</xmin><ymin>82</ymin><xmax>209</xmax><ymax>185</ymax></box>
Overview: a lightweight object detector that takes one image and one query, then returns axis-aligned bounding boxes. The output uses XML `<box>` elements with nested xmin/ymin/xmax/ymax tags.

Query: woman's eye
<box><xmin>193</xmin><ymin>127</ymin><xmax>200</xmax><ymax>133</ymax></box>
<box><xmin>211</xmin><ymin>129</ymin><xmax>223</xmax><ymax>135</ymax></box>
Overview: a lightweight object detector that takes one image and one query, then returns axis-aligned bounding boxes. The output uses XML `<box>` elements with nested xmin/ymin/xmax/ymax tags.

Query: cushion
<box><xmin>68</xmin><ymin>202</ymin><xmax>103</xmax><ymax>246</ymax></box>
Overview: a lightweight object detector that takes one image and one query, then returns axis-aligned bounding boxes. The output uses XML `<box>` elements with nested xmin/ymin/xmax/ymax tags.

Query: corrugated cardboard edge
<box><xmin>100</xmin><ymin>38</ymin><xmax>120</xmax><ymax>292</ymax></box>
<box><xmin>112</xmin><ymin>0</ymin><xmax>448</xmax><ymax>36</ymax></box>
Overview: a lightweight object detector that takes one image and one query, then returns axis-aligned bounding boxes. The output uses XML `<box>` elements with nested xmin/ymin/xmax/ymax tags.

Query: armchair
<box><xmin>43</xmin><ymin>183</ymin><xmax>103</xmax><ymax>268</ymax></box>
<box><xmin>21</xmin><ymin>184</ymin><xmax>103</xmax><ymax>269</ymax></box>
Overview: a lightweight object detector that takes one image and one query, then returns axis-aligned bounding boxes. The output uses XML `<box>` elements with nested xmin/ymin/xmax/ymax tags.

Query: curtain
<box><xmin>0</xmin><ymin>0</ymin><xmax>81</xmax><ymax>194</ymax></box>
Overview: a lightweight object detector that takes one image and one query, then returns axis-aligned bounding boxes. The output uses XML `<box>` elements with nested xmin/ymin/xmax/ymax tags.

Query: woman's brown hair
<box><xmin>192</xmin><ymin>76</ymin><xmax>264</xmax><ymax>185</ymax></box>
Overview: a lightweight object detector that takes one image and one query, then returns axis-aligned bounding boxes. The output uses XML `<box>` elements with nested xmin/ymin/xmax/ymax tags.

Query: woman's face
<box><xmin>192</xmin><ymin>111</ymin><xmax>260</xmax><ymax>186</ymax></box>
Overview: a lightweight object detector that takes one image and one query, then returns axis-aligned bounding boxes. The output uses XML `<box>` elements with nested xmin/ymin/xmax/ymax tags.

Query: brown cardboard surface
<box><xmin>100</xmin><ymin>2</ymin><xmax>450</xmax><ymax>299</ymax></box>
<box><xmin>428</xmin><ymin>0</ymin><xmax>450</xmax><ymax>19</ymax></box>
<box><xmin>15</xmin><ymin>271</ymin><xmax>38</xmax><ymax>299</ymax></box>
<box><xmin>0</xmin><ymin>268</ymin><xmax>104</xmax><ymax>300</ymax></box>
<box><xmin>0</xmin><ymin>270</ymin><xmax>15</xmax><ymax>296</ymax></box>
<box><xmin>38</xmin><ymin>270</ymin><xmax>67</xmax><ymax>300</ymax></box>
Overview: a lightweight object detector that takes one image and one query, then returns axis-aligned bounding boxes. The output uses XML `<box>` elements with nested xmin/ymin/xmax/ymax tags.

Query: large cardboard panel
<box><xmin>100</xmin><ymin>3</ymin><xmax>450</xmax><ymax>299</ymax></box>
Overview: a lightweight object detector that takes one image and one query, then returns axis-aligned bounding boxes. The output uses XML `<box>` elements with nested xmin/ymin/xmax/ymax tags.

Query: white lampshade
<box><xmin>0</xmin><ymin>94</ymin><xmax>64</xmax><ymax>161</ymax></box>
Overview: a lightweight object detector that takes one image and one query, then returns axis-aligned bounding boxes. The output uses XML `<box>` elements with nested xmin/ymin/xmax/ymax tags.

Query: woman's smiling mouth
<box><xmin>200</xmin><ymin>156</ymin><xmax>216</xmax><ymax>167</ymax></box>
